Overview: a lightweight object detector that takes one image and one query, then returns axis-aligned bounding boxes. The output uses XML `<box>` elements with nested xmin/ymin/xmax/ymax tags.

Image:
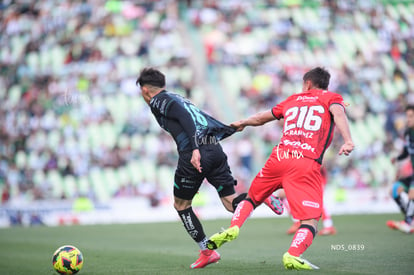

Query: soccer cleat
<box><xmin>190</xmin><ymin>249</ymin><xmax>220</xmax><ymax>269</ymax></box>
<box><xmin>386</xmin><ymin>220</ymin><xmax>399</xmax><ymax>230</ymax></box>
<box><xmin>286</xmin><ymin>221</ymin><xmax>301</xmax><ymax>235</ymax></box>
<box><xmin>386</xmin><ymin>220</ymin><xmax>414</xmax><ymax>234</ymax></box>
<box><xmin>207</xmin><ymin>226</ymin><xmax>240</xmax><ymax>250</ymax></box>
<box><xmin>265</xmin><ymin>195</ymin><xmax>284</xmax><ymax>215</ymax></box>
<box><xmin>283</xmin><ymin>252</ymin><xmax>320</xmax><ymax>270</ymax></box>
<box><xmin>318</xmin><ymin>226</ymin><xmax>337</xmax><ymax>236</ymax></box>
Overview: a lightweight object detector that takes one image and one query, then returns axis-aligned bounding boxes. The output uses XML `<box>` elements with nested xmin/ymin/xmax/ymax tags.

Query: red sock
<box><xmin>321</xmin><ymin>206</ymin><xmax>331</xmax><ymax>221</ymax></box>
<box><xmin>287</xmin><ymin>225</ymin><xmax>315</xmax><ymax>256</ymax></box>
<box><xmin>230</xmin><ymin>200</ymin><xmax>254</xmax><ymax>228</ymax></box>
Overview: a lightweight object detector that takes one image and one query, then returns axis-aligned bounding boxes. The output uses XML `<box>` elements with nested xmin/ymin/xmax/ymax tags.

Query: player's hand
<box><xmin>391</xmin><ymin>157</ymin><xmax>397</xmax><ymax>164</ymax></box>
<box><xmin>338</xmin><ymin>142</ymin><xmax>354</xmax><ymax>156</ymax></box>
<box><xmin>230</xmin><ymin>120</ymin><xmax>246</xmax><ymax>132</ymax></box>
<box><xmin>191</xmin><ymin>149</ymin><xmax>202</xmax><ymax>173</ymax></box>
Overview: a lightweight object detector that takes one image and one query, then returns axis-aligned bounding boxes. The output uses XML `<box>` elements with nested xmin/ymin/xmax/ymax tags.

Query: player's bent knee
<box><xmin>300</xmin><ymin>219</ymin><xmax>318</xmax><ymax>233</ymax></box>
<box><xmin>220</xmin><ymin>198</ymin><xmax>234</xmax><ymax>212</ymax></box>
<box><xmin>391</xmin><ymin>182</ymin><xmax>404</xmax><ymax>199</ymax></box>
<box><xmin>173</xmin><ymin>198</ymin><xmax>192</xmax><ymax>211</ymax></box>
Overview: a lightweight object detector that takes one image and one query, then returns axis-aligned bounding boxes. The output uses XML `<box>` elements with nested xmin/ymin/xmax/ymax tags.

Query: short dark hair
<box><xmin>136</xmin><ymin>67</ymin><xmax>166</xmax><ymax>88</ymax></box>
<box><xmin>303</xmin><ymin>67</ymin><xmax>330</xmax><ymax>90</ymax></box>
<box><xmin>406</xmin><ymin>105</ymin><xmax>414</xmax><ymax>112</ymax></box>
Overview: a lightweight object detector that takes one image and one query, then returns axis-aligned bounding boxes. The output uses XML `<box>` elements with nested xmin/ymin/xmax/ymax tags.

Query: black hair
<box><xmin>406</xmin><ymin>105</ymin><xmax>414</xmax><ymax>112</ymax></box>
<box><xmin>303</xmin><ymin>67</ymin><xmax>330</xmax><ymax>90</ymax></box>
<box><xmin>136</xmin><ymin>67</ymin><xmax>166</xmax><ymax>88</ymax></box>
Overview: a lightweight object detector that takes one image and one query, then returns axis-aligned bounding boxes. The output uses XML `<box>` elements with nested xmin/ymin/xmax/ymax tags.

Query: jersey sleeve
<box><xmin>165</xmin><ymin>101</ymin><xmax>199</xmax><ymax>150</ymax></box>
<box><xmin>328</xmin><ymin>93</ymin><xmax>345</xmax><ymax>109</ymax></box>
<box><xmin>397</xmin><ymin>146</ymin><xmax>409</xmax><ymax>161</ymax></box>
<box><xmin>271</xmin><ymin>100</ymin><xmax>286</xmax><ymax>119</ymax></box>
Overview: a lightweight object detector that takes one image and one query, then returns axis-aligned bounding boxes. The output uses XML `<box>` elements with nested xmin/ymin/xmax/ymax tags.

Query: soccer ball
<box><xmin>52</xmin><ymin>245</ymin><xmax>84</xmax><ymax>274</ymax></box>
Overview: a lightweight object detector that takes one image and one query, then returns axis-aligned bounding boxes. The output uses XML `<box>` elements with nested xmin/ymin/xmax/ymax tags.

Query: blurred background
<box><xmin>1</xmin><ymin>0</ymin><xmax>413</xmax><ymax>227</ymax></box>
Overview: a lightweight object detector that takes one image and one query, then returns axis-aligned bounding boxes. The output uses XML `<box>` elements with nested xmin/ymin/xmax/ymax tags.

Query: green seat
<box><xmin>33</xmin><ymin>170</ymin><xmax>45</xmax><ymax>187</ymax></box>
<box><xmin>157</xmin><ymin>165</ymin><xmax>175</xmax><ymax>191</ymax></box>
<box><xmin>63</xmin><ymin>175</ymin><xmax>77</xmax><ymax>199</ymax></box>
<box><xmin>15</xmin><ymin>151</ymin><xmax>27</xmax><ymax>170</ymax></box>
<box><xmin>103</xmin><ymin>167</ymin><xmax>119</xmax><ymax>197</ymax></box>
<box><xmin>117</xmin><ymin>166</ymin><xmax>131</xmax><ymax>187</ymax></box>
<box><xmin>8</xmin><ymin>85</ymin><xmax>22</xmax><ymax>107</ymax></box>
<box><xmin>89</xmin><ymin>168</ymin><xmax>110</xmax><ymax>202</ymax></box>
<box><xmin>51</xmin><ymin>46</ymin><xmax>65</xmax><ymax>74</ymax></box>
<box><xmin>127</xmin><ymin>160</ymin><xmax>144</xmax><ymax>184</ymax></box>
<box><xmin>386</xmin><ymin>4</ymin><xmax>399</xmax><ymax>20</ymax></box>
<box><xmin>380</xmin><ymin>55</ymin><xmax>395</xmax><ymax>77</ymax></box>
<box><xmin>130</xmin><ymin>134</ymin><xmax>143</xmax><ymax>151</ymax></box>
<box><xmin>140</xmin><ymin>159</ymin><xmax>157</xmax><ymax>182</ymax></box>
<box><xmin>77</xmin><ymin>176</ymin><xmax>90</xmax><ymax>196</ymax></box>
<box><xmin>48</xmin><ymin>130</ymin><xmax>61</xmax><ymax>150</ymax></box>
<box><xmin>47</xmin><ymin>170</ymin><xmax>64</xmax><ymax>199</ymax></box>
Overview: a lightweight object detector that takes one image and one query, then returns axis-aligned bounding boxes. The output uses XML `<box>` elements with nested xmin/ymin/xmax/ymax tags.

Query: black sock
<box><xmin>232</xmin><ymin>193</ymin><xmax>247</xmax><ymax>211</ymax></box>
<box><xmin>391</xmin><ymin>183</ymin><xmax>408</xmax><ymax>215</ymax></box>
<box><xmin>299</xmin><ymin>224</ymin><xmax>316</xmax><ymax>238</ymax></box>
<box><xmin>394</xmin><ymin>194</ymin><xmax>408</xmax><ymax>215</ymax></box>
<box><xmin>405</xmin><ymin>200</ymin><xmax>414</xmax><ymax>224</ymax></box>
<box><xmin>177</xmin><ymin>207</ymin><xmax>206</xmax><ymax>242</ymax></box>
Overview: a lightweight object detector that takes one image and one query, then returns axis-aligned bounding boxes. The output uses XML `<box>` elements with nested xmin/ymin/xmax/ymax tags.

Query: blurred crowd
<box><xmin>188</xmin><ymin>0</ymin><xmax>414</xmax><ymax>190</ymax></box>
<box><xmin>1</xmin><ymin>0</ymin><xmax>413</xmax><ymax>207</ymax></box>
<box><xmin>0</xmin><ymin>0</ymin><xmax>191</xmax><ymax>205</ymax></box>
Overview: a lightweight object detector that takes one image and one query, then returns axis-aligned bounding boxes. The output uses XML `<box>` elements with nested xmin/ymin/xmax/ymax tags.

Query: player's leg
<box><xmin>277</xmin><ymin>189</ymin><xmax>300</xmax><ymax>234</ymax></box>
<box><xmin>174</xmin><ymin>197</ymin><xmax>207</xmax><ymax>249</ymax></box>
<box><xmin>318</xmin><ymin>169</ymin><xmax>336</xmax><ymax>235</ymax></box>
<box><xmin>391</xmin><ymin>179</ymin><xmax>409</xmax><ymax>214</ymax></box>
<box><xmin>287</xmin><ymin>218</ymin><xmax>318</xmax><ymax>256</ymax></box>
<box><xmin>202</xmin><ymin>143</ymin><xmax>248</xmax><ymax>213</ymax></box>
<box><xmin>206</xmin><ymin>144</ymin><xmax>283</xmax><ymax>215</ymax></box>
<box><xmin>174</xmin><ymin>196</ymin><xmax>221</xmax><ymax>269</ymax></box>
<box><xmin>220</xmin><ymin>192</ymin><xmax>283</xmax><ymax>215</ymax></box>
<box><xmin>283</xmin><ymin>218</ymin><xmax>320</xmax><ymax>270</ymax></box>
<box><xmin>174</xmin><ymin>151</ymin><xmax>220</xmax><ymax>269</ymax></box>
<box><xmin>404</xmin><ymin>184</ymin><xmax>414</xmax><ymax>228</ymax></box>
<box><xmin>229</xmin><ymin>155</ymin><xmax>286</xmax><ymax>228</ymax></box>
<box><xmin>206</xmin><ymin>195</ymin><xmax>256</xmax><ymax>250</ymax></box>
<box><xmin>282</xmin><ymin>158</ymin><xmax>322</xmax><ymax>270</ymax></box>
<box><xmin>204</xmin><ymin>150</ymin><xmax>251</xmax><ymax>250</ymax></box>
<box><xmin>207</xmin><ymin>154</ymin><xmax>285</xmax><ymax>250</ymax></box>
<box><xmin>318</xmin><ymin>206</ymin><xmax>337</xmax><ymax>235</ymax></box>
<box><xmin>283</xmin><ymin>194</ymin><xmax>320</xmax><ymax>270</ymax></box>
<box><xmin>387</xmin><ymin>177</ymin><xmax>413</xmax><ymax>233</ymax></box>
<box><xmin>219</xmin><ymin>192</ymin><xmax>246</xmax><ymax>212</ymax></box>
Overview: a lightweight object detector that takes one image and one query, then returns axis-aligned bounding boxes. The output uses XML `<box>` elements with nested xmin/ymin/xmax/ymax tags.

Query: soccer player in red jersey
<box><xmin>207</xmin><ymin>67</ymin><xmax>354</xmax><ymax>270</ymax></box>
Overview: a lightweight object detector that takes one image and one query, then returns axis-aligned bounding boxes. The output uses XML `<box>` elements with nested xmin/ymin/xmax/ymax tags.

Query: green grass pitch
<box><xmin>0</xmin><ymin>213</ymin><xmax>413</xmax><ymax>274</ymax></box>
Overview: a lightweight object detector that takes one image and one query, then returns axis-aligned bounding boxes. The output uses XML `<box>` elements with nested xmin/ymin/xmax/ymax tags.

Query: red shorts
<box><xmin>248</xmin><ymin>148</ymin><xmax>323</xmax><ymax>221</ymax></box>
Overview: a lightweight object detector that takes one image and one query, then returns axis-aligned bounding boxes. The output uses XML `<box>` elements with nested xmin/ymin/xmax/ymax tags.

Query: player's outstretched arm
<box><xmin>231</xmin><ymin>110</ymin><xmax>275</xmax><ymax>132</ymax></box>
<box><xmin>392</xmin><ymin>145</ymin><xmax>408</xmax><ymax>164</ymax></box>
<box><xmin>330</xmin><ymin>104</ymin><xmax>354</xmax><ymax>156</ymax></box>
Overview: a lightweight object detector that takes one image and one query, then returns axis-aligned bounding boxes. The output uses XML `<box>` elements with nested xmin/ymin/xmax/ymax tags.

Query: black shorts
<box><xmin>174</xmin><ymin>144</ymin><xmax>237</xmax><ymax>200</ymax></box>
<box><xmin>397</xmin><ymin>176</ymin><xmax>414</xmax><ymax>190</ymax></box>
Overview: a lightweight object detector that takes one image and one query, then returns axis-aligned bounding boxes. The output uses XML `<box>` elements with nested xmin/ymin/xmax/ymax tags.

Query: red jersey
<box><xmin>271</xmin><ymin>89</ymin><xmax>345</xmax><ymax>163</ymax></box>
